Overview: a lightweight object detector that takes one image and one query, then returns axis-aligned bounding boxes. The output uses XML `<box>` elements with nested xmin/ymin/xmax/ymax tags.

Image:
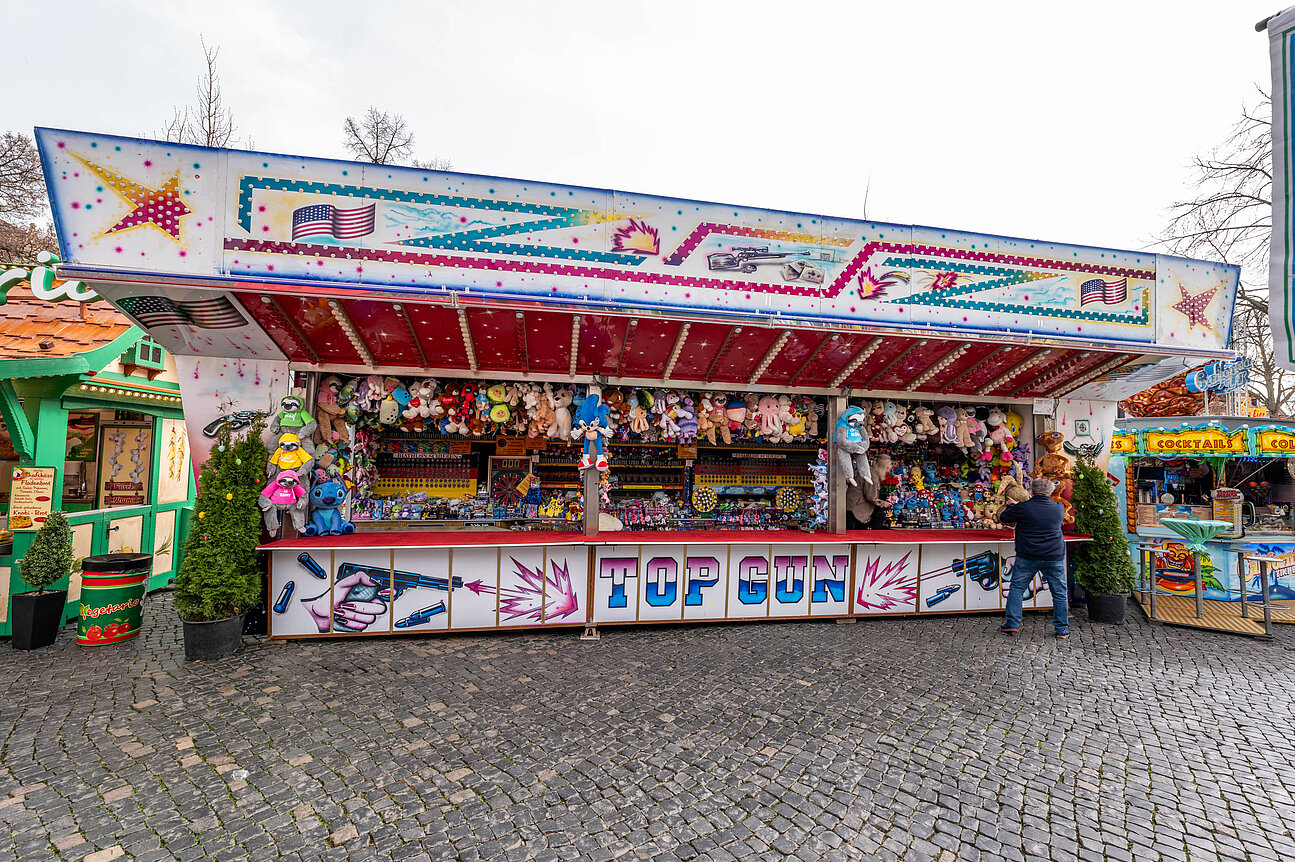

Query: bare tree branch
<box><xmin>1158</xmin><ymin>90</ymin><xmax>1294</xmax><ymax>416</ymax></box>
<box><xmin>342</xmin><ymin>107</ymin><xmax>451</xmax><ymax>169</ymax></box>
<box><xmin>157</xmin><ymin>38</ymin><xmax>240</xmax><ymax>148</ymax></box>
<box><xmin>0</xmin><ymin>132</ymin><xmax>47</xmax><ymax>220</ymax></box>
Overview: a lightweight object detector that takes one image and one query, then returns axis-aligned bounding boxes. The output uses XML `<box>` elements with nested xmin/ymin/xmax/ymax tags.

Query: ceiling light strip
<box><xmin>261</xmin><ymin>295</ymin><xmax>319</xmax><ymax>363</ymax></box>
<box><xmin>1012</xmin><ymin>352</ymin><xmax>1088</xmax><ymax>397</ymax></box>
<box><xmin>615</xmin><ymin>318</ymin><xmax>639</xmax><ymax>379</ymax></box>
<box><xmin>704</xmin><ymin>326</ymin><xmax>742</xmax><ymax>383</ymax></box>
<box><xmin>910</xmin><ymin>342</ymin><xmax>971</xmax><ymax>390</ymax></box>
<box><xmin>393</xmin><ymin>303</ymin><xmax>429</xmax><ymax>368</ymax></box>
<box><xmin>1048</xmin><ymin>353</ymin><xmax>1131</xmax><ymax>398</ymax></box>
<box><xmin>328</xmin><ymin>300</ymin><xmax>374</xmax><ymax>366</ymax></box>
<box><xmin>788</xmin><ymin>334</ymin><xmax>838</xmax><ymax>387</ymax></box>
<box><xmin>568</xmin><ymin>316</ymin><xmax>581</xmax><ymax>378</ymax></box>
<box><xmin>749</xmin><ymin>330</ymin><xmax>793</xmax><ymax>386</ymax></box>
<box><xmin>829</xmin><ymin>336</ymin><xmax>882</xmax><ymax>389</ymax></box>
<box><xmin>977</xmin><ymin>349</ymin><xmax>1053</xmax><ymax>396</ymax></box>
<box><xmin>663</xmin><ymin>322</ymin><xmax>691</xmax><ymax>381</ymax></box>
<box><xmin>458</xmin><ymin>308</ymin><xmax>478</xmax><ymax>372</ymax></box>
<box><xmin>859</xmin><ymin>339</ymin><xmax>926</xmax><ymax>390</ymax></box>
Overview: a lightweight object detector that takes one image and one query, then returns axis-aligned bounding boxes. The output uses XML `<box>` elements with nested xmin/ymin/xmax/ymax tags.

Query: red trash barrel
<box><xmin>77</xmin><ymin>553</ymin><xmax>153</xmax><ymax>646</ymax></box>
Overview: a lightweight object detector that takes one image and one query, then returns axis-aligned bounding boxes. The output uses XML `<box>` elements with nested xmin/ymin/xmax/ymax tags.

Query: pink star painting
<box><xmin>1170</xmin><ymin>280</ymin><xmax>1220</xmax><ymax>331</ymax></box>
<box><xmin>71</xmin><ymin>153</ymin><xmax>192</xmax><ymax>239</ymax></box>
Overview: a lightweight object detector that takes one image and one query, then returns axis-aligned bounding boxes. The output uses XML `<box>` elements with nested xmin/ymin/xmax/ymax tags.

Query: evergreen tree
<box><xmin>174</xmin><ymin>422</ymin><xmax>268</xmax><ymax>621</ymax></box>
<box><xmin>1071</xmin><ymin>460</ymin><xmax>1137</xmax><ymax>595</ymax></box>
<box><xmin>19</xmin><ymin>510</ymin><xmax>73</xmax><ymax>592</ymax></box>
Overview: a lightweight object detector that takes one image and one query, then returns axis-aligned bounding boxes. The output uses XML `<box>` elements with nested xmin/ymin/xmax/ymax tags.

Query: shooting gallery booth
<box><xmin>35</xmin><ymin>127</ymin><xmax>1238</xmax><ymax>639</ymax></box>
<box><xmin>0</xmin><ymin>265</ymin><xmax>194</xmax><ymax>637</ymax></box>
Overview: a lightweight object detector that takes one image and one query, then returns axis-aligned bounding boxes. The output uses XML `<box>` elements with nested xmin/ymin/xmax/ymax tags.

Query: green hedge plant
<box><xmin>19</xmin><ymin>510</ymin><xmax>74</xmax><ymax>593</ymax></box>
<box><xmin>1071</xmin><ymin>460</ymin><xmax>1137</xmax><ymax>596</ymax></box>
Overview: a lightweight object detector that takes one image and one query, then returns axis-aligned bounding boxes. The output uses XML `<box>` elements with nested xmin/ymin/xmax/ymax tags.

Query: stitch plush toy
<box><xmin>572</xmin><ymin>384</ymin><xmax>613</xmax><ymax>471</ymax></box>
<box><xmin>834</xmin><ymin>405</ymin><xmax>872</xmax><ymax>487</ymax></box>
<box><xmin>315</xmin><ymin>376</ymin><xmax>349</xmax><ymax>446</ymax></box>
<box><xmin>258</xmin><ymin>470</ymin><xmax>308</xmax><ymax>533</ymax></box>
<box><xmin>304</xmin><ymin>479</ymin><xmax>355</xmax><ymax>536</ymax></box>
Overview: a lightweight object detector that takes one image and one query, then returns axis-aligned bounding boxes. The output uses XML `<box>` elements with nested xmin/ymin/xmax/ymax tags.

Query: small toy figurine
<box><xmin>258</xmin><ymin>470</ymin><xmax>308</xmax><ymax>533</ymax></box>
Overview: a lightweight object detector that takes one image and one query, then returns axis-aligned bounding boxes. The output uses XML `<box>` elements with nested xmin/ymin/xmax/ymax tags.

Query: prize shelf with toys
<box><xmin>322</xmin><ymin>374</ymin><xmax>829</xmax><ymax>532</ymax></box>
<box><xmin>843</xmin><ymin>400</ymin><xmax>1034</xmax><ymax>530</ymax></box>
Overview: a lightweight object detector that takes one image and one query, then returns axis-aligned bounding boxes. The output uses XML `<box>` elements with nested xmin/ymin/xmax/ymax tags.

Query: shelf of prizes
<box><xmin>260</xmin><ymin>373</ymin><xmax>1059</xmax><ymax>638</ymax></box>
<box><xmin>1111</xmin><ymin>416</ymin><xmax>1295</xmax><ymax>612</ymax></box>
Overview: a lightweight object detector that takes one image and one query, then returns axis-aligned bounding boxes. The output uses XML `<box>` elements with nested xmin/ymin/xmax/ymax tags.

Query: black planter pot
<box><xmin>181</xmin><ymin>613</ymin><xmax>247</xmax><ymax>661</ymax></box>
<box><xmin>12</xmin><ymin>590</ymin><xmax>68</xmax><ymax>650</ymax></box>
<box><xmin>1087</xmin><ymin>593</ymin><xmax>1127</xmax><ymax>625</ymax></box>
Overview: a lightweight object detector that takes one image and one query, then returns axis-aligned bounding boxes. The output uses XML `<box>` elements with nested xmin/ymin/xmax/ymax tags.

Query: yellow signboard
<box><xmin>1110</xmin><ymin>430</ymin><xmax>1137</xmax><ymax>455</ymax></box>
<box><xmin>1143</xmin><ymin>426</ymin><xmax>1248</xmax><ymax>455</ymax></box>
<box><xmin>1256</xmin><ymin>427</ymin><xmax>1295</xmax><ymax>456</ymax></box>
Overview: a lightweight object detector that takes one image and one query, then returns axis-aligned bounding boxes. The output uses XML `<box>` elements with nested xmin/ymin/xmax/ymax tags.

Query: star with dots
<box><xmin>71</xmin><ymin>153</ymin><xmax>192</xmax><ymax>240</ymax></box>
<box><xmin>1170</xmin><ymin>278</ymin><xmax>1220</xmax><ymax>331</ymax></box>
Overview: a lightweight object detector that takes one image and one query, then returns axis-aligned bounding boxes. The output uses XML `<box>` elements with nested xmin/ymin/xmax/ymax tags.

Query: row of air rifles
<box><xmin>257</xmin><ymin>393</ymin><xmax>355</xmax><ymax>537</ymax></box>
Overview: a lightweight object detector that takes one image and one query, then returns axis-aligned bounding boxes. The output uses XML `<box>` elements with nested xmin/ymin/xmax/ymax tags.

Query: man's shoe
<box><xmin>1055</xmin><ymin>629</ymin><xmax>1070</xmax><ymax>640</ymax></box>
<box><xmin>999</xmin><ymin>625</ymin><xmax>1019</xmax><ymax>635</ymax></box>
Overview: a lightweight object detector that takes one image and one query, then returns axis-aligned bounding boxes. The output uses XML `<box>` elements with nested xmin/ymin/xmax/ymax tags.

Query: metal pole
<box><xmin>1262</xmin><ymin>559</ymin><xmax>1274</xmax><ymax>636</ymax></box>
<box><xmin>1238</xmin><ymin>550</ymin><xmax>1250</xmax><ymax>619</ymax></box>
<box><xmin>1148</xmin><ymin>547</ymin><xmax>1157</xmax><ymax>622</ymax></box>
<box><xmin>1138</xmin><ymin>545</ymin><xmax>1146</xmax><ymax>602</ymax></box>
<box><xmin>1194</xmin><ymin>550</ymin><xmax>1204</xmax><ymax>620</ymax></box>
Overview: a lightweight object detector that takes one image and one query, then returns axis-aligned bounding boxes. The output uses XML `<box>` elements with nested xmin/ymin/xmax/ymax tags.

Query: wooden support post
<box><xmin>828</xmin><ymin>396</ymin><xmax>846</xmax><ymax>533</ymax></box>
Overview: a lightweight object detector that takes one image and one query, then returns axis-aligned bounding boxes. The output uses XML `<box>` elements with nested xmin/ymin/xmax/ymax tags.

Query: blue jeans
<box><xmin>1004</xmin><ymin>557</ymin><xmax>1068</xmax><ymax>632</ymax></box>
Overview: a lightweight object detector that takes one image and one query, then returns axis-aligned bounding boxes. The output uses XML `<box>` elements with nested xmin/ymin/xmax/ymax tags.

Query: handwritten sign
<box><xmin>97</xmin><ymin>426</ymin><xmax>152</xmax><ymax>508</ymax></box>
<box><xmin>8</xmin><ymin>467</ymin><xmax>55</xmax><ymax>531</ymax></box>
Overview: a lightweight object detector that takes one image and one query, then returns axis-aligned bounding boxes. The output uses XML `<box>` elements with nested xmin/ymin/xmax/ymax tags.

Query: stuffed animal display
<box><xmin>258</xmin><ymin>470</ymin><xmax>308</xmax><ymax>533</ymax></box>
<box><xmin>303</xmin><ymin>479</ymin><xmax>355</xmax><ymax>536</ymax></box>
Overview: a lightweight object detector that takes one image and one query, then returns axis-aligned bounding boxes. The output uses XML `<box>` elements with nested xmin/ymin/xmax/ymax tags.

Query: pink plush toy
<box><xmin>983</xmin><ymin>407</ymin><xmax>1016</xmax><ymax>461</ymax></box>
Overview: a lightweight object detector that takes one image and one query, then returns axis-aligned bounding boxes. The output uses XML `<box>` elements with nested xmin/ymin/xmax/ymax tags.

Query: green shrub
<box><xmin>173</xmin><ymin>422</ymin><xmax>268</xmax><ymax>621</ymax></box>
<box><xmin>1072</xmin><ymin>460</ymin><xmax>1137</xmax><ymax>595</ymax></box>
<box><xmin>19</xmin><ymin>510</ymin><xmax>73</xmax><ymax>592</ymax></box>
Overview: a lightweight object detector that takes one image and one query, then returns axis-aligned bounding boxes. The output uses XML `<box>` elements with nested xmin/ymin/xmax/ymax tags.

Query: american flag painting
<box><xmin>1079</xmin><ymin>277</ymin><xmax>1128</xmax><ymax>306</ymax></box>
<box><xmin>291</xmin><ymin>203</ymin><xmax>376</xmax><ymax>241</ymax></box>
<box><xmin>117</xmin><ymin>295</ymin><xmax>246</xmax><ymax>329</ymax></box>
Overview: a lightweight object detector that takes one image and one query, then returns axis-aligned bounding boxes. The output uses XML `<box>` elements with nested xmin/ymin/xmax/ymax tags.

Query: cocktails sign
<box><xmin>1142</xmin><ymin>425</ymin><xmax>1249</xmax><ymax>455</ymax></box>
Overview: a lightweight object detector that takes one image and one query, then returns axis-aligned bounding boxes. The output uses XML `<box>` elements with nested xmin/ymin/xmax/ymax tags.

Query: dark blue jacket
<box><xmin>999</xmin><ymin>495</ymin><xmax>1065</xmax><ymax>561</ymax></box>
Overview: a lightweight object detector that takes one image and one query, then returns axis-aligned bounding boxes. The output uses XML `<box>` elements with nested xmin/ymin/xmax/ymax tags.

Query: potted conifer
<box><xmin>13</xmin><ymin>510</ymin><xmax>74</xmax><ymax>650</ymax></box>
<box><xmin>1071</xmin><ymin>460</ymin><xmax>1137</xmax><ymax>624</ymax></box>
<box><xmin>173</xmin><ymin>422</ymin><xmax>267</xmax><ymax>660</ymax></box>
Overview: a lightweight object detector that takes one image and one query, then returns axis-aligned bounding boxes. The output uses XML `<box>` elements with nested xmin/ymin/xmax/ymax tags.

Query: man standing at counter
<box><xmin>999</xmin><ymin>477</ymin><xmax>1070</xmax><ymax>639</ymax></box>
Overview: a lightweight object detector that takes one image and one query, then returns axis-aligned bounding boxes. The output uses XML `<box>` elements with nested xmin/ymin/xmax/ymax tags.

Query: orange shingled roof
<box><xmin>0</xmin><ymin>280</ymin><xmax>133</xmax><ymax>360</ymax></box>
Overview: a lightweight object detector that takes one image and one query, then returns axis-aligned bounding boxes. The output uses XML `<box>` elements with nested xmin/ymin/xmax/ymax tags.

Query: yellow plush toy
<box><xmin>269</xmin><ymin>433</ymin><xmax>312</xmax><ymax>472</ymax></box>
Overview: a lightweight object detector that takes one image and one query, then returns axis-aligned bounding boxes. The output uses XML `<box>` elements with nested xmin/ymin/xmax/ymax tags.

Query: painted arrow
<box><xmin>463</xmin><ymin>579</ymin><xmax>496</xmax><ymax>596</ymax></box>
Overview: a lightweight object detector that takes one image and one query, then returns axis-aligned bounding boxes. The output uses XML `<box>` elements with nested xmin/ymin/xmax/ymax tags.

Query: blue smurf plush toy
<box><xmin>572</xmin><ymin>383</ymin><xmax>613</xmax><ymax>472</ymax></box>
<box><xmin>304</xmin><ymin>479</ymin><xmax>355</xmax><ymax>536</ymax></box>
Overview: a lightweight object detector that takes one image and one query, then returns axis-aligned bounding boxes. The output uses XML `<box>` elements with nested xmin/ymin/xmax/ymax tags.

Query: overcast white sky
<box><xmin>2</xmin><ymin>1</ymin><xmax>1281</xmax><ymax>255</ymax></box>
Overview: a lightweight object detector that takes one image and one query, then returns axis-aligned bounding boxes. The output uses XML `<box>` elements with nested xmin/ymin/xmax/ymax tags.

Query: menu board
<box><xmin>8</xmin><ymin>467</ymin><xmax>56</xmax><ymax>530</ymax></box>
<box><xmin>66</xmin><ymin>413</ymin><xmax>99</xmax><ymax>462</ymax></box>
<box><xmin>97</xmin><ymin>426</ymin><xmax>152</xmax><ymax>508</ymax></box>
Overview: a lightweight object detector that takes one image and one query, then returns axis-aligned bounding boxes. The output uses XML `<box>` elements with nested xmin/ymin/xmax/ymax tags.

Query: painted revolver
<box><xmin>953</xmin><ymin>550</ymin><xmax>1000</xmax><ymax>591</ymax></box>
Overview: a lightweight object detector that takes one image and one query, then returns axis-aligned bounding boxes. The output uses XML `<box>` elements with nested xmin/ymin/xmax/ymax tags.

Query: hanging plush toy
<box><xmin>258</xmin><ymin>470</ymin><xmax>308</xmax><ymax>533</ymax></box>
<box><xmin>315</xmin><ymin>376</ymin><xmax>349</xmax><ymax>446</ymax></box>
<box><xmin>269</xmin><ymin>394</ymin><xmax>318</xmax><ymax>450</ymax></box>
<box><xmin>659</xmin><ymin>392</ymin><xmax>681</xmax><ymax>441</ymax></box>
<box><xmin>778</xmin><ymin>395</ymin><xmax>803</xmax><ymax>442</ymax></box>
<box><xmin>268</xmin><ymin>433</ymin><xmax>315</xmax><ymax>478</ymax></box>
<box><xmin>677</xmin><ymin>396</ymin><xmax>698</xmax><ymax>444</ymax></box>
<box><xmin>983</xmin><ymin>407</ymin><xmax>1015</xmax><ymax>462</ymax></box>
<box><xmin>834</xmin><ymin>405</ymin><xmax>872</xmax><ymax>487</ymax></box>
<box><xmin>912</xmin><ymin>405</ymin><xmax>939</xmax><ymax>440</ymax></box>
<box><xmin>548</xmin><ymin>386</ymin><xmax>574</xmax><ymax>441</ymax></box>
<box><xmin>531</xmin><ymin>389</ymin><xmax>555</xmax><ymax>438</ymax></box>
<box><xmin>572</xmin><ymin>384</ymin><xmax>613</xmax><ymax>471</ymax></box>
<box><xmin>937</xmin><ymin>405</ymin><xmax>958</xmax><ymax>445</ymax></box>
<box><xmin>890</xmin><ymin>403</ymin><xmax>916</xmax><ymax>445</ymax></box>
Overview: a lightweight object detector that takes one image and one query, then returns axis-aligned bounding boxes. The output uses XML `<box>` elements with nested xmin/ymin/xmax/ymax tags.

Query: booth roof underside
<box><xmin>35</xmin><ymin>128</ymin><xmax>1240</xmax><ymax>399</ymax></box>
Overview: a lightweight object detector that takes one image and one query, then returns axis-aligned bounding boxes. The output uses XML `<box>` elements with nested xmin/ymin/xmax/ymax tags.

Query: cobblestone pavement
<box><xmin>3</xmin><ymin>595</ymin><xmax>1295</xmax><ymax>862</ymax></box>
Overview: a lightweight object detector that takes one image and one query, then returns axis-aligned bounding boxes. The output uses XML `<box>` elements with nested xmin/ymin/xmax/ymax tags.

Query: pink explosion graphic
<box><xmin>499</xmin><ymin>558</ymin><xmax>580</xmax><ymax>622</ymax></box>
<box><xmin>855</xmin><ymin>551</ymin><xmax>917</xmax><ymax>611</ymax></box>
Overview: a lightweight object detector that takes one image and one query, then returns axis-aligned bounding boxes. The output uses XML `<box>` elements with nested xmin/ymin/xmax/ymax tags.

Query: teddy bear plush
<box><xmin>912</xmin><ymin>405</ymin><xmax>939</xmax><ymax>439</ymax></box>
<box><xmin>315</xmin><ymin>376</ymin><xmax>349</xmax><ymax>446</ymax></box>
<box><xmin>547</xmin><ymin>385</ymin><xmax>574</xmax><ymax>441</ymax></box>
<box><xmin>1033</xmin><ymin>430</ymin><xmax>1075</xmax><ymax>522</ymax></box>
